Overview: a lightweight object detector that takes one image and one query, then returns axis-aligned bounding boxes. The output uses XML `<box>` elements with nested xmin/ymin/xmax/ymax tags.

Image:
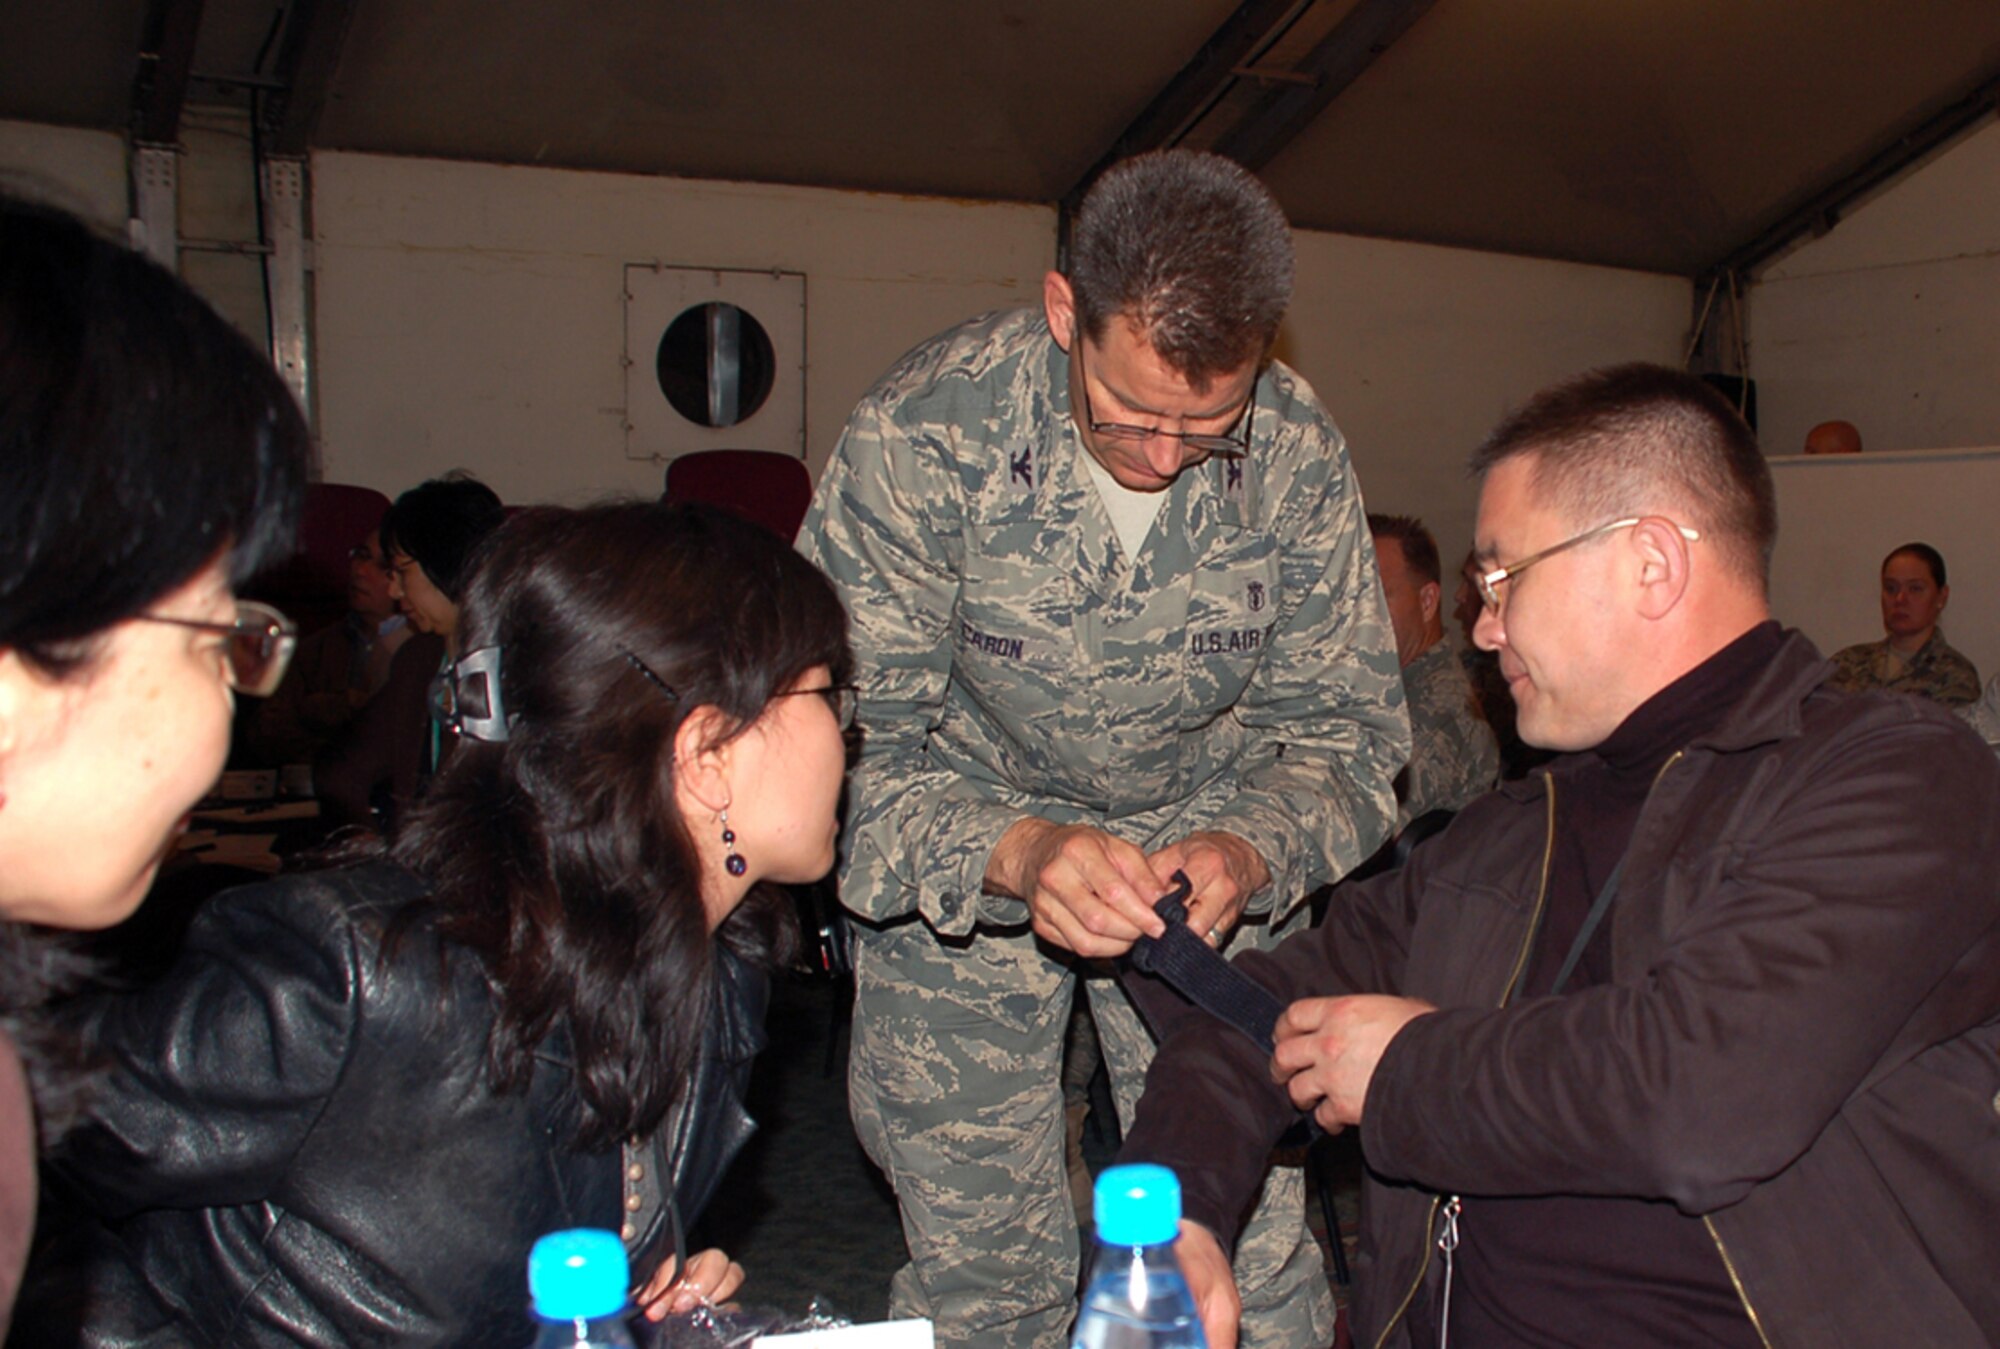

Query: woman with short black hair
<box><xmin>314</xmin><ymin>474</ymin><xmax>507</xmax><ymax>830</ymax></box>
<box><xmin>378</xmin><ymin>474</ymin><xmax>506</xmax><ymax>648</ymax></box>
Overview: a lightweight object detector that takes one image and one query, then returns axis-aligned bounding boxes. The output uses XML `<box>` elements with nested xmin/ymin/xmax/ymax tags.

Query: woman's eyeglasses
<box><xmin>771</xmin><ymin>682</ymin><xmax>859</xmax><ymax>732</ymax></box>
<box><xmin>621</xmin><ymin>650</ymin><xmax>858</xmax><ymax>732</ymax></box>
<box><xmin>137</xmin><ymin>600</ymin><xmax>299</xmax><ymax>697</ymax></box>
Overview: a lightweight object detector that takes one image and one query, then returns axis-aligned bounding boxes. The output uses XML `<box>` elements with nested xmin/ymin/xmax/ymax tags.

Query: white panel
<box><xmin>624</xmin><ymin>266</ymin><xmax>805</xmax><ymax>463</ymax></box>
<box><xmin>1769</xmin><ymin>447</ymin><xmax>2000</xmax><ymax>683</ymax></box>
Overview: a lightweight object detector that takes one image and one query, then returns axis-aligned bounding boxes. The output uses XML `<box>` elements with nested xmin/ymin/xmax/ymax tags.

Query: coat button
<box><xmin>621</xmin><ymin>1222</ymin><xmax>636</xmax><ymax>1241</ymax></box>
<box><xmin>628</xmin><ymin>1163</ymin><xmax>645</xmax><ymax>1182</ymax></box>
<box><xmin>626</xmin><ymin>1193</ymin><xmax>643</xmax><ymax>1212</ymax></box>
<box><xmin>1991</xmin><ymin>1089</ymin><xmax>2000</xmax><ymax>1116</ymax></box>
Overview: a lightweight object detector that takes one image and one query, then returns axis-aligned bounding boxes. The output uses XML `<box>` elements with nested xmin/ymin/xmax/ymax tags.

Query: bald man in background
<box><xmin>1803</xmin><ymin>419</ymin><xmax>1862</xmax><ymax>455</ymax></box>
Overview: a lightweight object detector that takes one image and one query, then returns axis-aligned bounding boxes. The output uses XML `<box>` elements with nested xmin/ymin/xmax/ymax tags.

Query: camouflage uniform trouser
<box><xmin>849</xmin><ymin>915</ymin><xmax>1333</xmax><ymax>1349</ymax></box>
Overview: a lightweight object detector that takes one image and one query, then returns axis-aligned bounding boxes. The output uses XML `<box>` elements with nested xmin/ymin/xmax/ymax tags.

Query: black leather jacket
<box><xmin>19</xmin><ymin>862</ymin><xmax>767</xmax><ymax>1348</ymax></box>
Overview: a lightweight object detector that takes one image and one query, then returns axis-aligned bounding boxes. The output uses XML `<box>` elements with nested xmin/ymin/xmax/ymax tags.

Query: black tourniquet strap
<box><xmin>1123</xmin><ymin>870</ymin><xmax>1286</xmax><ymax>1054</ymax></box>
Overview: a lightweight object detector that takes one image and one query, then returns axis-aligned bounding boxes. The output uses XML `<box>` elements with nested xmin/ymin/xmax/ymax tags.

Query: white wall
<box><xmin>316</xmin><ymin>151</ymin><xmax>1689</xmax><ymax>541</ymax></box>
<box><xmin>2</xmin><ymin>120</ymin><xmax>1693</xmax><ymax>557</ymax></box>
<box><xmin>310</xmin><ymin>151</ymin><xmax>1054</xmax><ymax>504</ymax></box>
<box><xmin>0</xmin><ymin>118</ymin><xmax>125</xmax><ymax>228</ymax></box>
<box><xmin>1284</xmin><ymin>233</ymin><xmax>1688</xmax><ymax>572</ymax></box>
<box><xmin>1752</xmin><ymin>118</ymin><xmax>2000</xmax><ymax>457</ymax></box>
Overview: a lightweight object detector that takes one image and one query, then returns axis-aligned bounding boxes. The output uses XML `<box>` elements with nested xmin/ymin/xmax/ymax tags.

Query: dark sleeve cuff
<box><xmin>1115</xmin><ymin>996</ymin><xmax>1301</xmax><ymax>1253</ymax></box>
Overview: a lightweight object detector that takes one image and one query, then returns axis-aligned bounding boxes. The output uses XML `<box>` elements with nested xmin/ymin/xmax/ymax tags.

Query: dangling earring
<box><xmin>720</xmin><ymin>810</ymin><xmax>747</xmax><ymax>877</ymax></box>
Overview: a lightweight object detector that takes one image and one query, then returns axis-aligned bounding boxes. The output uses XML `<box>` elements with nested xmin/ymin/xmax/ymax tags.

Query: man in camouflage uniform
<box><xmin>1369</xmin><ymin>513</ymin><xmax>1499</xmax><ymax>824</ymax></box>
<box><xmin>799</xmin><ymin>150</ymin><xmax>1409</xmax><ymax>1349</ymax></box>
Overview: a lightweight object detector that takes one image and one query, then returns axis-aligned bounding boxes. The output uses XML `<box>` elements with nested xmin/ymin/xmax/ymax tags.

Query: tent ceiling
<box><xmin>5</xmin><ymin>0</ymin><xmax>2000</xmax><ymax>277</ymax></box>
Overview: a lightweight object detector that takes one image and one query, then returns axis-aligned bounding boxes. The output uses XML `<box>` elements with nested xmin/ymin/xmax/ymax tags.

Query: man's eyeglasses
<box><xmin>622</xmin><ymin>650</ymin><xmax>858</xmax><ymax>731</ymax></box>
<box><xmin>137</xmin><ymin>600</ymin><xmax>299</xmax><ymax>697</ymax></box>
<box><xmin>1475</xmin><ymin>517</ymin><xmax>1701</xmax><ymax>611</ymax></box>
<box><xmin>1073</xmin><ymin>337</ymin><xmax>1256</xmax><ymax>458</ymax></box>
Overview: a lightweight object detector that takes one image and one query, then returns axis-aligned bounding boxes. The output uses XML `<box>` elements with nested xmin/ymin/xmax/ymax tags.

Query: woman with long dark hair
<box><xmin>26</xmin><ymin>500</ymin><xmax>854</xmax><ymax>1346</ymax></box>
<box><xmin>0</xmin><ymin>195</ymin><xmax>308</xmax><ymax>1331</ymax></box>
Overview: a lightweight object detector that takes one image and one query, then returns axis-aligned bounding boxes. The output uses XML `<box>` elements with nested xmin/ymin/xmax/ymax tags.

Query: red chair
<box><xmin>662</xmin><ymin>449</ymin><xmax>813</xmax><ymax>543</ymax></box>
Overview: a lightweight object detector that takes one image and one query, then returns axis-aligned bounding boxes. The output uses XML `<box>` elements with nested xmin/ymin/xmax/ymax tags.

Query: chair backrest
<box><xmin>662</xmin><ymin>449</ymin><xmax>813</xmax><ymax>543</ymax></box>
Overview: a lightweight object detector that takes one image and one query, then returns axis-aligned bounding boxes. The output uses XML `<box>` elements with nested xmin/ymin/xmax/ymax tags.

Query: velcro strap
<box><xmin>1123</xmin><ymin>870</ymin><xmax>1285</xmax><ymax>1054</ymax></box>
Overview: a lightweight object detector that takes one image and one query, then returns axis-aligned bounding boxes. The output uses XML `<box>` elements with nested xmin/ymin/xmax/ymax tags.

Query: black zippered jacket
<box><xmin>1123</xmin><ymin>630</ymin><xmax>2000</xmax><ymax>1348</ymax></box>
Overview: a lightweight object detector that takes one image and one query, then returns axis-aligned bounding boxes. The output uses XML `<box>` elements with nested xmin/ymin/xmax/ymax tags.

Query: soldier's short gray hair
<box><xmin>1068</xmin><ymin>150</ymin><xmax>1293</xmax><ymax>388</ymax></box>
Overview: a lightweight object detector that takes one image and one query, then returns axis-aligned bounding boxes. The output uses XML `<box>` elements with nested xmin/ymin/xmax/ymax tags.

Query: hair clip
<box><xmin>620</xmin><ymin>649</ymin><xmax>679</xmax><ymax>701</ymax></box>
<box><xmin>442</xmin><ymin>645</ymin><xmax>517</xmax><ymax>743</ymax></box>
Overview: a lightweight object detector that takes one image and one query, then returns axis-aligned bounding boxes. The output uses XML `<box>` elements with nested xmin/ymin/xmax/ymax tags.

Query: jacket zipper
<box><xmin>1405</xmin><ymin>750</ymin><xmax>1776</xmax><ymax>1346</ymax></box>
<box><xmin>1380</xmin><ymin>750</ymin><xmax>1747</xmax><ymax>1349</ymax></box>
<box><xmin>1372</xmin><ymin>778</ymin><xmax>1561</xmax><ymax>1349</ymax></box>
<box><xmin>1703</xmin><ymin>1216</ymin><xmax>1776</xmax><ymax>1348</ymax></box>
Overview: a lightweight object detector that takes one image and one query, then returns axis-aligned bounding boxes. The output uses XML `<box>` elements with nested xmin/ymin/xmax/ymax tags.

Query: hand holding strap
<box><xmin>1122</xmin><ymin>870</ymin><xmax>1286</xmax><ymax>1054</ymax></box>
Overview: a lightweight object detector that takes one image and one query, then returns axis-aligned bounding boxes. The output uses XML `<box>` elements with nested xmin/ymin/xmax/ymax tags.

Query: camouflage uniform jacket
<box><xmin>1395</xmin><ymin>639</ymin><xmax>1499</xmax><ymax>826</ymax></box>
<box><xmin>1827</xmin><ymin>628</ymin><xmax>1981</xmax><ymax>707</ymax></box>
<box><xmin>1958</xmin><ymin>673</ymin><xmax>2000</xmax><ymax>752</ymax></box>
<box><xmin>800</xmin><ymin>308</ymin><xmax>1409</xmax><ymax>937</ymax></box>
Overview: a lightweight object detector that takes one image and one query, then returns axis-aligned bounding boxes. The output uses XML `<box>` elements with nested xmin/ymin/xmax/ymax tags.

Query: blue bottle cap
<box><xmin>528</xmin><ymin>1228</ymin><xmax>630</xmax><ymax>1321</ymax></box>
<box><xmin>1093</xmin><ymin>1163</ymin><xmax>1183</xmax><ymax>1247</ymax></box>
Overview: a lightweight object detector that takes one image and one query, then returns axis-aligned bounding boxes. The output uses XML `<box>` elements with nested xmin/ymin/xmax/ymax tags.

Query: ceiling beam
<box><xmin>259</xmin><ymin>0</ymin><xmax>361</xmax><ymax>155</ymax></box>
<box><xmin>1701</xmin><ymin>65</ymin><xmax>2000</xmax><ymax>284</ymax></box>
<box><xmin>1058</xmin><ymin>0</ymin><xmax>1314</xmax><ymax>256</ymax></box>
<box><xmin>1211</xmin><ymin>0</ymin><xmax>1439</xmax><ymax>171</ymax></box>
<box><xmin>130</xmin><ymin>0</ymin><xmax>206</xmax><ymax>144</ymax></box>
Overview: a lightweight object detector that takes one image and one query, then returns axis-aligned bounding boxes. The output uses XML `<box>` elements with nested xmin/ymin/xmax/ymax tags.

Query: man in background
<box><xmin>243</xmin><ymin>526</ymin><xmax>410</xmax><ymax>767</ymax></box>
<box><xmin>801</xmin><ymin>149</ymin><xmax>1407</xmax><ymax>1349</ymax></box>
<box><xmin>1802</xmin><ymin>418</ymin><xmax>1863</xmax><ymax>455</ymax></box>
<box><xmin>1368</xmin><ymin>513</ymin><xmax>1497</xmax><ymax>824</ymax></box>
<box><xmin>1451</xmin><ymin>546</ymin><xmax>1545</xmax><ymax>780</ymax></box>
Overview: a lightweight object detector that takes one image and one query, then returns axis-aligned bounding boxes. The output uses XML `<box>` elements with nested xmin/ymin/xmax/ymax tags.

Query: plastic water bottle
<box><xmin>527</xmin><ymin>1228</ymin><xmax>638</xmax><ymax>1348</ymax></box>
<box><xmin>1071</xmin><ymin>1164</ymin><xmax>1208</xmax><ymax>1349</ymax></box>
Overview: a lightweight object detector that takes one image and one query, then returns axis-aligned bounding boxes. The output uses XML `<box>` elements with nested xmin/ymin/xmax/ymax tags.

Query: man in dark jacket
<box><xmin>1121</xmin><ymin>364</ymin><xmax>2000</xmax><ymax>1349</ymax></box>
